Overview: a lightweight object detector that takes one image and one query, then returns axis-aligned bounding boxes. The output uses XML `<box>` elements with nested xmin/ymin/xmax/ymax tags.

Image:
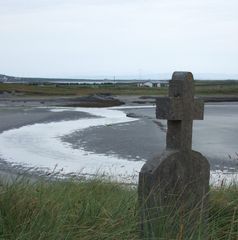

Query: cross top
<box><xmin>156</xmin><ymin>72</ymin><xmax>204</xmax><ymax>152</ymax></box>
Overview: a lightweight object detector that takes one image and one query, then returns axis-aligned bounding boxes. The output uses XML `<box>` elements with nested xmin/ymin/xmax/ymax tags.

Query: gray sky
<box><xmin>0</xmin><ymin>0</ymin><xmax>238</xmax><ymax>79</ymax></box>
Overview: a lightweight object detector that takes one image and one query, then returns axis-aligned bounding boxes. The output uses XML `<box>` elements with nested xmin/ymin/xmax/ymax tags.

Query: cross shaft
<box><xmin>156</xmin><ymin>72</ymin><xmax>204</xmax><ymax>152</ymax></box>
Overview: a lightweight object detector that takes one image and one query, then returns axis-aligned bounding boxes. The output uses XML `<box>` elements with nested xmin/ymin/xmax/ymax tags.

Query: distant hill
<box><xmin>1</xmin><ymin>73</ymin><xmax>238</xmax><ymax>83</ymax></box>
<box><xmin>0</xmin><ymin>74</ymin><xmax>168</xmax><ymax>84</ymax></box>
<box><xmin>0</xmin><ymin>74</ymin><xmax>22</xmax><ymax>82</ymax></box>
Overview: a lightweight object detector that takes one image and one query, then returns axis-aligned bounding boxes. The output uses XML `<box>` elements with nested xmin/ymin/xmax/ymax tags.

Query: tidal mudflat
<box><xmin>0</xmin><ymin>103</ymin><xmax>237</xmax><ymax>184</ymax></box>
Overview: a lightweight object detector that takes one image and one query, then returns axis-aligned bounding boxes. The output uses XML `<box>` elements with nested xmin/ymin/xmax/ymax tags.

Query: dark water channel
<box><xmin>62</xmin><ymin>103</ymin><xmax>238</xmax><ymax>172</ymax></box>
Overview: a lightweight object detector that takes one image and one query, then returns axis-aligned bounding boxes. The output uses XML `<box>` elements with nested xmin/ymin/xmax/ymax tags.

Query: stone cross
<box><xmin>138</xmin><ymin>72</ymin><xmax>210</xmax><ymax>239</ymax></box>
<box><xmin>156</xmin><ymin>72</ymin><xmax>204</xmax><ymax>153</ymax></box>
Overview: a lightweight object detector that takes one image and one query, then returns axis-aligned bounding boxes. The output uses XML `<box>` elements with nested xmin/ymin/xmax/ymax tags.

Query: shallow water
<box><xmin>0</xmin><ymin>103</ymin><xmax>237</xmax><ymax>184</ymax></box>
<box><xmin>63</xmin><ymin>103</ymin><xmax>238</xmax><ymax>171</ymax></box>
<box><xmin>0</xmin><ymin>107</ymin><xmax>143</xmax><ymax>183</ymax></box>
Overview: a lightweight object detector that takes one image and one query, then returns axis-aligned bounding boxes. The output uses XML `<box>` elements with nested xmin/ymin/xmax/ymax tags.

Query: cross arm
<box><xmin>156</xmin><ymin>97</ymin><xmax>204</xmax><ymax>120</ymax></box>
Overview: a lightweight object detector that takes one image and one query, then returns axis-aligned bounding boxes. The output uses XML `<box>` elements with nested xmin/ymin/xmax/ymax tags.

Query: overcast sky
<box><xmin>0</xmin><ymin>0</ymin><xmax>238</xmax><ymax>79</ymax></box>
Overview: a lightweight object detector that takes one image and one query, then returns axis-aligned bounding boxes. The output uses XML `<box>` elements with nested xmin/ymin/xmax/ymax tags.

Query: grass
<box><xmin>1</xmin><ymin>81</ymin><xmax>238</xmax><ymax>97</ymax></box>
<box><xmin>0</xmin><ymin>178</ymin><xmax>238</xmax><ymax>239</ymax></box>
<box><xmin>0</xmin><ymin>83</ymin><xmax>168</xmax><ymax>96</ymax></box>
<box><xmin>195</xmin><ymin>84</ymin><xmax>238</xmax><ymax>95</ymax></box>
<box><xmin>0</xmin><ymin>179</ymin><xmax>139</xmax><ymax>240</ymax></box>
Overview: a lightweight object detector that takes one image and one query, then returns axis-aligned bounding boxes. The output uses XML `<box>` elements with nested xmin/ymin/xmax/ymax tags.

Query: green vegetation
<box><xmin>195</xmin><ymin>80</ymin><xmax>238</xmax><ymax>95</ymax></box>
<box><xmin>0</xmin><ymin>83</ymin><xmax>167</xmax><ymax>96</ymax></box>
<box><xmin>0</xmin><ymin>179</ymin><xmax>138</xmax><ymax>240</ymax></box>
<box><xmin>0</xmin><ymin>179</ymin><xmax>238</xmax><ymax>239</ymax></box>
<box><xmin>1</xmin><ymin>80</ymin><xmax>238</xmax><ymax>97</ymax></box>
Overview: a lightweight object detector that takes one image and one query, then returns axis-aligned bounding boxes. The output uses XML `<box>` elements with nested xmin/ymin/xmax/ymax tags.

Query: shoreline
<box><xmin>0</xmin><ymin>107</ymin><xmax>96</xmax><ymax>183</ymax></box>
<box><xmin>0</xmin><ymin>94</ymin><xmax>238</xmax><ymax>109</ymax></box>
<box><xmin>0</xmin><ymin>106</ymin><xmax>144</xmax><ymax>184</ymax></box>
<box><xmin>0</xmin><ymin>97</ymin><xmax>238</xmax><ymax>185</ymax></box>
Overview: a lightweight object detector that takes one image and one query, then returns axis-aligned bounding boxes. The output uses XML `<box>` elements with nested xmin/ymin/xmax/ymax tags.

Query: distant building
<box><xmin>153</xmin><ymin>82</ymin><xmax>161</xmax><ymax>87</ymax></box>
<box><xmin>137</xmin><ymin>81</ymin><xmax>161</xmax><ymax>88</ymax></box>
<box><xmin>160</xmin><ymin>81</ymin><xmax>169</xmax><ymax>87</ymax></box>
<box><xmin>0</xmin><ymin>75</ymin><xmax>8</xmax><ymax>82</ymax></box>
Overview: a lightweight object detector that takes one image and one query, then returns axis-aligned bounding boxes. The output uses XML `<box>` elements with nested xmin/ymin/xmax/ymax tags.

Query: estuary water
<box><xmin>0</xmin><ymin>103</ymin><xmax>237</xmax><ymax>184</ymax></box>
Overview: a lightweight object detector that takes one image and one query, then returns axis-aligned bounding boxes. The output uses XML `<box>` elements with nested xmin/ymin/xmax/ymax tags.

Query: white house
<box><xmin>137</xmin><ymin>81</ymin><xmax>161</xmax><ymax>88</ymax></box>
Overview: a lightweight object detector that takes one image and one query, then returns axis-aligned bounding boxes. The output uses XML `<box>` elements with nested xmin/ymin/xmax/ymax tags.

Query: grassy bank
<box><xmin>1</xmin><ymin>81</ymin><xmax>238</xmax><ymax>97</ymax></box>
<box><xmin>0</xmin><ymin>83</ymin><xmax>168</xmax><ymax>96</ymax></box>
<box><xmin>0</xmin><ymin>179</ymin><xmax>238</xmax><ymax>239</ymax></box>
